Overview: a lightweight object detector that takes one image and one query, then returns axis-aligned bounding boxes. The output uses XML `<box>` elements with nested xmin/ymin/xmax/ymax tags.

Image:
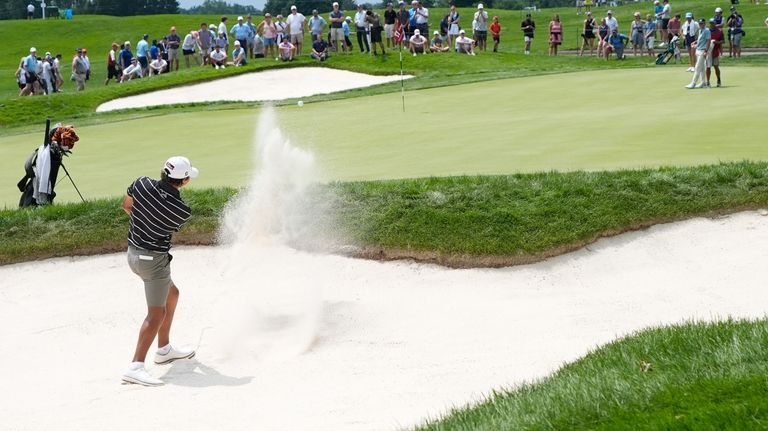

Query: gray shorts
<box><xmin>127</xmin><ymin>245</ymin><xmax>173</xmax><ymax>307</ymax></box>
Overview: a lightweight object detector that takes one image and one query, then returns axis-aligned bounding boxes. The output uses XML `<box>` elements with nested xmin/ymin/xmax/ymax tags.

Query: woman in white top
<box><xmin>447</xmin><ymin>5</ymin><xmax>460</xmax><ymax>48</ymax></box>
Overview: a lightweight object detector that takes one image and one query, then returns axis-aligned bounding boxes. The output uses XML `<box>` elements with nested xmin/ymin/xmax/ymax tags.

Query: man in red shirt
<box><xmin>706</xmin><ymin>19</ymin><xmax>724</xmax><ymax>88</ymax></box>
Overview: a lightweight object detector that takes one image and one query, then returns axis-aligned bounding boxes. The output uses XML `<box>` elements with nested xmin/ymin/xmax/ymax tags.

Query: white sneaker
<box><xmin>686</xmin><ymin>67</ymin><xmax>694</xmax><ymax>72</ymax></box>
<box><xmin>412</xmin><ymin>53</ymin><xmax>416</xmax><ymax>57</ymax></box>
<box><xmin>684</xmin><ymin>84</ymin><xmax>696</xmax><ymax>89</ymax></box>
<box><xmin>154</xmin><ymin>345</ymin><xmax>196</xmax><ymax>365</ymax></box>
<box><xmin>122</xmin><ymin>366</ymin><xmax>163</xmax><ymax>387</ymax></box>
<box><xmin>221</xmin><ymin>65</ymin><xmax>226</xmax><ymax>69</ymax></box>
<box><xmin>215</xmin><ymin>65</ymin><xmax>220</xmax><ymax>69</ymax></box>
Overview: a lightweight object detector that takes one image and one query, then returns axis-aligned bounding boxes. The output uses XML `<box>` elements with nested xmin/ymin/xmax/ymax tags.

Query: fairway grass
<box><xmin>2</xmin><ymin>67</ymin><xmax>767</xmax><ymax>208</ymax></box>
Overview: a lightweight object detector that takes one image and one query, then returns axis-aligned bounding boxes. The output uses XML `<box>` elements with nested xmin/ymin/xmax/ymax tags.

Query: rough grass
<box><xmin>2</xmin><ymin>161</ymin><xmax>767</xmax><ymax>266</ymax></box>
<box><xmin>413</xmin><ymin>318</ymin><xmax>768</xmax><ymax>431</ymax></box>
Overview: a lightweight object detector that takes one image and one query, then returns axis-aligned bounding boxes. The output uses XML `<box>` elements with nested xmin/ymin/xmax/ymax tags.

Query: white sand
<box><xmin>96</xmin><ymin>68</ymin><xmax>410</xmax><ymax>112</ymax></box>
<box><xmin>2</xmin><ymin>211</ymin><xmax>767</xmax><ymax>431</ymax></box>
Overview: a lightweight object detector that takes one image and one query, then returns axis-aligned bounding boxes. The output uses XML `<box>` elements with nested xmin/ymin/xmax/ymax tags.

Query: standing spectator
<box><xmin>182</xmin><ymin>31</ymin><xmax>201</xmax><ymax>68</ymax></box>
<box><xmin>343</xmin><ymin>16</ymin><xmax>353</xmax><ymax>50</ymax></box>
<box><xmin>311</xmin><ymin>36</ymin><xmax>328</xmax><ymax>61</ymax></box>
<box><xmin>682</xmin><ymin>12</ymin><xmax>699</xmax><ymax>71</ymax></box>
<box><xmin>548</xmin><ymin>14</ymin><xmax>562</xmax><ymax>56</ymax></box>
<box><xmin>136</xmin><ymin>34</ymin><xmax>150</xmax><ymax>75</ymax></box>
<box><xmin>218</xmin><ymin>17</ymin><xmax>230</xmax><ymax>54</ymax></box>
<box><xmin>209</xmin><ymin>45</ymin><xmax>227</xmax><ymax>68</ymax></box>
<box><xmin>258</xmin><ymin>13</ymin><xmax>278</xmax><ymax>59</ymax></box>
<box><xmin>232</xmin><ymin>40</ymin><xmax>246</xmax><ymax>66</ymax></box>
<box><xmin>473</xmin><ymin>4</ymin><xmax>488</xmax><ymax>52</ymax></box>
<box><xmin>15</xmin><ymin>59</ymin><xmax>28</xmax><ymax>96</ymax></box>
<box><xmin>409</xmin><ymin>28</ymin><xmax>427</xmax><ymax>55</ymax></box>
<box><xmin>726</xmin><ymin>6</ymin><xmax>743</xmax><ymax>58</ymax></box>
<box><xmin>644</xmin><ymin>14</ymin><xmax>656</xmax><ymax>57</ymax></box>
<box><xmin>120</xmin><ymin>41</ymin><xmax>133</xmax><ymax>70</ymax></box>
<box><xmin>53</xmin><ymin>53</ymin><xmax>63</xmax><ymax>92</ymax></box>
<box><xmin>329</xmin><ymin>3</ymin><xmax>347</xmax><ymax>53</ymax></box>
<box><xmin>149</xmin><ymin>56</ymin><xmax>167</xmax><ymax>75</ymax></box>
<box><xmin>41</xmin><ymin>53</ymin><xmax>53</xmax><ymax>94</ymax></box>
<box><xmin>667</xmin><ymin>13</ymin><xmax>681</xmax><ymax>45</ymax></box>
<box><xmin>605</xmin><ymin>10</ymin><xmax>618</xmax><ymax>33</ymax></box>
<box><xmin>214</xmin><ymin>30</ymin><xmax>227</xmax><ymax>52</ymax></box>
<box><xmin>713</xmin><ymin>7</ymin><xmax>725</xmax><ymax>29</ymax></box>
<box><xmin>354</xmin><ymin>4</ymin><xmax>370</xmax><ymax>53</ymax></box>
<box><xmin>278</xmin><ymin>38</ymin><xmax>296</xmax><ymax>61</ymax></box>
<box><xmin>584</xmin><ymin>0</ymin><xmax>592</xmax><ymax>14</ymax></box>
<box><xmin>657</xmin><ymin>0</ymin><xmax>671</xmax><ymax>45</ymax></box>
<box><xmin>72</xmin><ymin>48</ymin><xmax>88</xmax><ymax>91</ymax></box>
<box><xmin>396</xmin><ymin>2</ymin><xmax>411</xmax><ymax>49</ymax></box>
<box><xmin>309</xmin><ymin>9</ymin><xmax>327</xmax><ymax>42</ymax></box>
<box><xmin>605</xmin><ymin>28</ymin><xmax>628</xmax><ymax>60</ymax></box>
<box><xmin>685</xmin><ymin>18</ymin><xmax>710</xmax><ymax>89</ymax></box>
<box><xmin>447</xmin><ymin>4</ymin><xmax>460</xmax><ymax>49</ymax></box>
<box><xmin>275</xmin><ymin>14</ymin><xmax>287</xmax><ymax>45</ymax></box>
<box><xmin>630</xmin><ymin>12</ymin><xmax>644</xmax><ymax>57</ymax></box>
<box><xmin>149</xmin><ymin>40</ymin><xmax>159</xmax><ymax>61</ymax></box>
<box><xmin>82</xmin><ymin>48</ymin><xmax>91</xmax><ymax>81</ymax></box>
<box><xmin>455</xmin><ymin>29</ymin><xmax>476</xmax><ymax>55</ymax></box>
<box><xmin>27</xmin><ymin>3</ymin><xmax>34</xmax><ymax>19</ymax></box>
<box><xmin>23</xmin><ymin>47</ymin><xmax>39</xmax><ymax>95</ymax></box>
<box><xmin>105</xmin><ymin>42</ymin><xmax>119</xmax><ymax>85</ymax></box>
<box><xmin>490</xmin><ymin>16</ymin><xmax>501</xmax><ymax>53</ymax></box>
<box><xmin>706</xmin><ymin>18</ymin><xmax>724</xmax><ymax>88</ymax></box>
<box><xmin>580</xmin><ymin>11</ymin><xmax>596</xmax><ymax>56</ymax></box>
<box><xmin>286</xmin><ymin>6</ymin><xmax>306</xmax><ymax>54</ymax></box>
<box><xmin>231</xmin><ymin>16</ymin><xmax>251</xmax><ymax>52</ymax></box>
<box><xmin>246</xmin><ymin>15</ymin><xmax>257</xmax><ymax>59</ymax></box>
<box><xmin>413</xmin><ymin>0</ymin><xmax>429</xmax><ymax>38</ymax></box>
<box><xmin>199</xmin><ymin>23</ymin><xmax>213</xmax><ymax>64</ymax></box>
<box><xmin>366</xmin><ymin>10</ymin><xmax>385</xmax><ymax>55</ymax></box>
<box><xmin>521</xmin><ymin>13</ymin><xmax>535</xmax><ymax>55</ymax></box>
<box><xmin>384</xmin><ymin>3</ymin><xmax>397</xmax><ymax>48</ymax></box>
<box><xmin>166</xmin><ymin>27</ymin><xmax>181</xmax><ymax>71</ymax></box>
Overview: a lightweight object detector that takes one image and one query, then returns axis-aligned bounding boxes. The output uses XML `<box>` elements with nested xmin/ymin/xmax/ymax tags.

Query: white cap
<box><xmin>237</xmin><ymin>15</ymin><xmax>243</xmax><ymax>20</ymax></box>
<box><xmin>291</xmin><ymin>5</ymin><xmax>297</xmax><ymax>10</ymax></box>
<box><xmin>477</xmin><ymin>3</ymin><xmax>483</xmax><ymax>8</ymax></box>
<box><xmin>607</xmin><ymin>9</ymin><xmax>613</xmax><ymax>14</ymax></box>
<box><xmin>685</xmin><ymin>12</ymin><xmax>692</xmax><ymax>18</ymax></box>
<box><xmin>433</xmin><ymin>30</ymin><xmax>439</xmax><ymax>35</ymax></box>
<box><xmin>164</xmin><ymin>156</ymin><xmax>199</xmax><ymax>179</ymax></box>
<box><xmin>234</xmin><ymin>40</ymin><xmax>241</xmax><ymax>45</ymax></box>
<box><xmin>414</xmin><ymin>29</ymin><xmax>420</xmax><ymax>35</ymax></box>
<box><xmin>459</xmin><ymin>29</ymin><xmax>465</xmax><ymax>34</ymax></box>
<box><xmin>332</xmin><ymin>1</ymin><xmax>339</xmax><ymax>6</ymax></box>
<box><xmin>30</xmin><ymin>47</ymin><xmax>37</xmax><ymax>52</ymax></box>
<box><xmin>715</xmin><ymin>7</ymin><xmax>722</xmax><ymax>13</ymax></box>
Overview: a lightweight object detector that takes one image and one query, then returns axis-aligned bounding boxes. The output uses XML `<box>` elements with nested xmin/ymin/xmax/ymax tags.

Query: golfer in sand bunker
<box><xmin>121</xmin><ymin>156</ymin><xmax>199</xmax><ymax>386</ymax></box>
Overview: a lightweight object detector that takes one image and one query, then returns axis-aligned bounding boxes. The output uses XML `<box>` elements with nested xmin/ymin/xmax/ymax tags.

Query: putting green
<box><xmin>1</xmin><ymin>66</ymin><xmax>766</xmax><ymax>208</ymax></box>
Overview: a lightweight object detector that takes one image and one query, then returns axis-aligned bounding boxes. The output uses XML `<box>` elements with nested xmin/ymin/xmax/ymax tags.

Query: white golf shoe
<box><xmin>122</xmin><ymin>366</ymin><xmax>163</xmax><ymax>387</ymax></box>
<box><xmin>154</xmin><ymin>345</ymin><xmax>196</xmax><ymax>365</ymax></box>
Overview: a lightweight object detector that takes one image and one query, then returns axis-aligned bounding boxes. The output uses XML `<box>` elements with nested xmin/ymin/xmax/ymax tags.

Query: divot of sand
<box><xmin>1</xmin><ymin>212</ymin><xmax>767</xmax><ymax>430</ymax></box>
<box><xmin>96</xmin><ymin>67</ymin><xmax>411</xmax><ymax>112</ymax></box>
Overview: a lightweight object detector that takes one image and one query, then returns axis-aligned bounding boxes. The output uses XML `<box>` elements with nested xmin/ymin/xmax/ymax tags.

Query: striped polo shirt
<box><xmin>126</xmin><ymin>176</ymin><xmax>191</xmax><ymax>252</ymax></box>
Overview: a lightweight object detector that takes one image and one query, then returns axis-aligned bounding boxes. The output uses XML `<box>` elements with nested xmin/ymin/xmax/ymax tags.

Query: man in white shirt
<box><xmin>413</xmin><ymin>0</ymin><xmax>429</xmax><ymax>38</ymax></box>
<box><xmin>149</xmin><ymin>56</ymin><xmax>167</xmax><ymax>75</ymax></box>
<box><xmin>473</xmin><ymin>3</ymin><xmax>488</xmax><ymax>51</ymax></box>
<box><xmin>121</xmin><ymin>58</ymin><xmax>143</xmax><ymax>82</ymax></box>
<box><xmin>209</xmin><ymin>45</ymin><xmax>227</xmax><ymax>68</ymax></box>
<box><xmin>605</xmin><ymin>10</ymin><xmax>618</xmax><ymax>33</ymax></box>
<box><xmin>681</xmin><ymin>12</ymin><xmax>699</xmax><ymax>71</ymax></box>
<box><xmin>27</xmin><ymin>3</ymin><xmax>34</xmax><ymax>19</ymax></box>
<box><xmin>286</xmin><ymin>5</ymin><xmax>306</xmax><ymax>54</ymax></box>
<box><xmin>409</xmin><ymin>28</ymin><xmax>427</xmax><ymax>55</ymax></box>
<box><xmin>354</xmin><ymin>4</ymin><xmax>370</xmax><ymax>53</ymax></box>
<box><xmin>455</xmin><ymin>29</ymin><xmax>476</xmax><ymax>55</ymax></box>
<box><xmin>218</xmin><ymin>17</ymin><xmax>229</xmax><ymax>54</ymax></box>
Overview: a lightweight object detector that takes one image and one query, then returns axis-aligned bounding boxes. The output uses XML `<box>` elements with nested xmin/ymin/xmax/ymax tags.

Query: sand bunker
<box><xmin>2</xmin><ymin>211</ymin><xmax>768</xmax><ymax>430</ymax></box>
<box><xmin>96</xmin><ymin>67</ymin><xmax>410</xmax><ymax>112</ymax></box>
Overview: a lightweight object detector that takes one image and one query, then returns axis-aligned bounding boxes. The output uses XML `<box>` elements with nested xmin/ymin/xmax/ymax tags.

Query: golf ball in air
<box><xmin>297</xmin><ymin>101</ymin><xmax>304</xmax><ymax>107</ymax></box>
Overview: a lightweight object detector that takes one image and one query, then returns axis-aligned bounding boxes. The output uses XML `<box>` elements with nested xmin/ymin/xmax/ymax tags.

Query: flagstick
<box><xmin>399</xmin><ymin>44</ymin><xmax>405</xmax><ymax>113</ymax></box>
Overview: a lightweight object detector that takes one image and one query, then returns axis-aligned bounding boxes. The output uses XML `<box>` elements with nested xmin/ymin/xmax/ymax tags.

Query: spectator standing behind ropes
<box><xmin>490</xmin><ymin>16</ymin><xmax>501</xmax><ymax>52</ymax></box>
<box><xmin>209</xmin><ymin>45</ymin><xmax>227</xmax><ymax>68</ymax></box>
<box><xmin>218</xmin><ymin>17</ymin><xmax>229</xmax><ymax>54</ymax></box>
<box><xmin>286</xmin><ymin>6</ymin><xmax>306</xmax><ymax>54</ymax></box>
<box><xmin>384</xmin><ymin>3</ymin><xmax>396</xmax><ymax>48</ymax></box>
<box><xmin>455</xmin><ymin>29</ymin><xmax>476</xmax><ymax>55</ymax></box>
<box><xmin>82</xmin><ymin>48</ymin><xmax>91</xmax><ymax>81</ymax></box>
<box><xmin>343</xmin><ymin>16</ymin><xmax>353</xmax><ymax>50</ymax></box>
<box><xmin>726</xmin><ymin>6</ymin><xmax>743</xmax><ymax>58</ymax></box>
<box><xmin>105</xmin><ymin>42</ymin><xmax>119</xmax><ymax>85</ymax></box>
<box><xmin>246</xmin><ymin>15</ymin><xmax>257</xmax><ymax>58</ymax></box>
<box><xmin>149</xmin><ymin>56</ymin><xmax>167</xmax><ymax>75</ymax></box>
<box><xmin>166</xmin><ymin>27</ymin><xmax>181</xmax><ymax>71</ymax></box>
<box><xmin>447</xmin><ymin>4</ymin><xmax>460</xmax><ymax>49</ymax></box>
<box><xmin>713</xmin><ymin>7</ymin><xmax>725</xmax><ymax>30</ymax></box>
<box><xmin>396</xmin><ymin>1</ymin><xmax>410</xmax><ymax>48</ymax></box>
<box><xmin>667</xmin><ymin>13</ymin><xmax>681</xmax><ymax>45</ymax></box>
<box><xmin>630</xmin><ymin>12</ymin><xmax>644</xmax><ymax>57</ymax></box>
<box><xmin>41</xmin><ymin>53</ymin><xmax>53</xmax><ymax>94</ymax></box>
<box><xmin>605</xmin><ymin>10</ymin><xmax>618</xmax><ymax>33</ymax></box>
<box><xmin>232</xmin><ymin>40</ymin><xmax>246</xmax><ymax>66</ymax></box>
<box><xmin>548</xmin><ymin>14</ymin><xmax>562</xmax><ymax>56</ymax></box>
<box><xmin>644</xmin><ymin>14</ymin><xmax>656</xmax><ymax>57</ymax></box>
<box><xmin>27</xmin><ymin>3</ymin><xmax>34</xmax><ymax>19</ymax></box>
<box><xmin>473</xmin><ymin>4</ymin><xmax>488</xmax><ymax>51</ymax></box>
<box><xmin>706</xmin><ymin>19</ymin><xmax>724</xmax><ymax>88</ymax></box>
<box><xmin>354</xmin><ymin>4</ymin><xmax>370</xmax><ymax>53</ymax></box>
<box><xmin>15</xmin><ymin>59</ymin><xmax>28</xmax><ymax>96</ymax></box>
<box><xmin>136</xmin><ymin>34</ymin><xmax>150</xmax><ymax>75</ymax></box>
<box><xmin>231</xmin><ymin>16</ymin><xmax>251</xmax><ymax>53</ymax></box>
<box><xmin>72</xmin><ymin>48</ymin><xmax>88</xmax><ymax>91</ymax></box>
<box><xmin>409</xmin><ymin>29</ymin><xmax>427</xmax><ymax>55</ymax></box>
<box><xmin>182</xmin><ymin>31</ymin><xmax>200</xmax><ymax>68</ymax></box>
<box><xmin>580</xmin><ymin>11</ymin><xmax>596</xmax><ymax>56</ymax></box>
<box><xmin>275</xmin><ymin>14</ymin><xmax>287</xmax><ymax>45</ymax></box>
<box><xmin>521</xmin><ymin>13</ymin><xmax>535</xmax><ymax>55</ymax></box>
<box><xmin>199</xmin><ymin>23</ymin><xmax>213</xmax><ymax>64</ymax></box>
<box><xmin>53</xmin><ymin>54</ymin><xmax>64</xmax><ymax>92</ymax></box>
<box><xmin>681</xmin><ymin>12</ymin><xmax>699</xmax><ymax>72</ymax></box>
<box><xmin>413</xmin><ymin>0</ymin><xmax>429</xmax><ymax>38</ymax></box>
<box><xmin>657</xmin><ymin>0</ymin><xmax>671</xmax><ymax>45</ymax></box>
<box><xmin>366</xmin><ymin>10</ymin><xmax>386</xmax><ymax>55</ymax></box>
<box><xmin>119</xmin><ymin>41</ymin><xmax>133</xmax><ymax>71</ymax></box>
<box><xmin>685</xmin><ymin>18</ymin><xmax>710</xmax><ymax>89</ymax></box>
<box><xmin>149</xmin><ymin>40</ymin><xmax>159</xmax><ymax>61</ymax></box>
<box><xmin>329</xmin><ymin>3</ymin><xmax>347</xmax><ymax>53</ymax></box>
<box><xmin>258</xmin><ymin>13</ymin><xmax>278</xmax><ymax>59</ymax></box>
<box><xmin>309</xmin><ymin>9</ymin><xmax>327</xmax><ymax>42</ymax></box>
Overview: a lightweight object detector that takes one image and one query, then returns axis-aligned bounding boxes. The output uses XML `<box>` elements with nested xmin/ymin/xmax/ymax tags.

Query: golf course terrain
<box><xmin>2</xmin><ymin>0</ymin><xmax>768</xmax><ymax>429</ymax></box>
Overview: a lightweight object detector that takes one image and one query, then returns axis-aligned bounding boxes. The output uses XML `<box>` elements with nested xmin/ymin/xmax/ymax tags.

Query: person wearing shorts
<box><xmin>166</xmin><ymin>26</ymin><xmax>181</xmax><ymax>71</ymax></box>
<box><xmin>329</xmin><ymin>3</ymin><xmax>346</xmax><ymax>53</ymax></box>
<box><xmin>383</xmin><ymin>2</ymin><xmax>396</xmax><ymax>47</ymax></box>
<box><xmin>473</xmin><ymin>4</ymin><xmax>488</xmax><ymax>51</ymax></box>
<box><xmin>106</xmin><ymin>42</ymin><xmax>119</xmax><ymax>85</ymax></box>
<box><xmin>644</xmin><ymin>14</ymin><xmax>656</xmax><ymax>57</ymax></box>
<box><xmin>490</xmin><ymin>16</ymin><xmax>501</xmax><ymax>52</ymax></box>
<box><xmin>521</xmin><ymin>13</ymin><xmax>535</xmax><ymax>55</ymax></box>
<box><xmin>259</xmin><ymin>13</ymin><xmax>278</xmax><ymax>58</ymax></box>
<box><xmin>580</xmin><ymin>12</ymin><xmax>596</xmax><ymax>56</ymax></box>
<box><xmin>706</xmin><ymin>19</ymin><xmax>724</xmax><ymax>87</ymax></box>
<box><xmin>121</xmin><ymin>156</ymin><xmax>199</xmax><ymax>387</ymax></box>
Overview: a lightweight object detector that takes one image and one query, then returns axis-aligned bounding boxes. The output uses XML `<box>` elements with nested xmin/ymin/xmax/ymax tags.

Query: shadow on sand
<box><xmin>160</xmin><ymin>358</ymin><xmax>253</xmax><ymax>388</ymax></box>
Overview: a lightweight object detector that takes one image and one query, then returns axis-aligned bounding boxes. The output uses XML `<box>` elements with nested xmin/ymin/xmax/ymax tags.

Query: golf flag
<box><xmin>394</xmin><ymin>22</ymin><xmax>404</xmax><ymax>43</ymax></box>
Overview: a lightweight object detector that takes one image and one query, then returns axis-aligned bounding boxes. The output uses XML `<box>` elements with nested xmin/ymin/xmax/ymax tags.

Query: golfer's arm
<box><xmin>122</xmin><ymin>195</ymin><xmax>134</xmax><ymax>215</ymax></box>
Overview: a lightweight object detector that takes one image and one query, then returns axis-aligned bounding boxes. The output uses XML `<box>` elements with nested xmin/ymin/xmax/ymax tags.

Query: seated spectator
<box><xmin>121</xmin><ymin>57</ymin><xmax>142</xmax><ymax>82</ymax></box>
<box><xmin>605</xmin><ymin>28</ymin><xmax>629</xmax><ymax>60</ymax></box>
<box><xmin>430</xmin><ymin>31</ymin><xmax>450</xmax><ymax>52</ymax></box>
<box><xmin>209</xmin><ymin>45</ymin><xmax>227</xmax><ymax>68</ymax></box>
<box><xmin>149</xmin><ymin>56</ymin><xmax>167</xmax><ymax>75</ymax></box>
<box><xmin>232</xmin><ymin>40</ymin><xmax>247</xmax><ymax>66</ymax></box>
<box><xmin>455</xmin><ymin>29</ymin><xmax>476</xmax><ymax>55</ymax></box>
<box><xmin>409</xmin><ymin>29</ymin><xmax>428</xmax><ymax>56</ymax></box>
<box><xmin>278</xmin><ymin>39</ymin><xmax>295</xmax><ymax>61</ymax></box>
<box><xmin>253</xmin><ymin>34</ymin><xmax>266</xmax><ymax>58</ymax></box>
<box><xmin>311</xmin><ymin>37</ymin><xmax>328</xmax><ymax>61</ymax></box>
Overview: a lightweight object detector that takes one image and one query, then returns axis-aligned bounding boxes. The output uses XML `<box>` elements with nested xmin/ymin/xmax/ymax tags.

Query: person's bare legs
<box><xmin>131</xmin><ymin>284</ymin><xmax>179</xmax><ymax>362</ymax></box>
<box><xmin>157</xmin><ymin>284</ymin><xmax>179</xmax><ymax>348</ymax></box>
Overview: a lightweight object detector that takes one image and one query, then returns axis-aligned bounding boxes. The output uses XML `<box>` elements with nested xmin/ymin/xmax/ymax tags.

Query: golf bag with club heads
<box><xmin>17</xmin><ymin>120</ymin><xmax>80</xmax><ymax>207</ymax></box>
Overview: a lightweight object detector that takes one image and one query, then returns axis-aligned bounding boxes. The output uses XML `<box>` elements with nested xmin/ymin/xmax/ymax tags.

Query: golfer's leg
<box><xmin>132</xmin><ymin>306</ymin><xmax>166</xmax><ymax>362</ymax></box>
<box><xmin>157</xmin><ymin>284</ymin><xmax>179</xmax><ymax>348</ymax></box>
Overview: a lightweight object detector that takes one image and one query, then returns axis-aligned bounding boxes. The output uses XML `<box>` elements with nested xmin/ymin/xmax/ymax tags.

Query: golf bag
<box><xmin>655</xmin><ymin>35</ymin><xmax>680</xmax><ymax>65</ymax></box>
<box><xmin>17</xmin><ymin>122</ymin><xmax>79</xmax><ymax>207</ymax></box>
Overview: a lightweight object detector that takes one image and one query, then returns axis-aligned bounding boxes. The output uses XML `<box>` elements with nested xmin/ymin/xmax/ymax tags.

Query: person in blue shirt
<box><xmin>232</xmin><ymin>40</ymin><xmax>247</xmax><ymax>66</ymax></box>
<box><xmin>342</xmin><ymin>16</ymin><xmax>353</xmax><ymax>51</ymax></box>
<box><xmin>136</xmin><ymin>34</ymin><xmax>150</xmax><ymax>73</ymax></box>
<box><xmin>120</xmin><ymin>41</ymin><xmax>134</xmax><ymax>69</ymax></box>
<box><xmin>149</xmin><ymin>39</ymin><xmax>159</xmax><ymax>60</ymax></box>
<box><xmin>686</xmin><ymin>18</ymin><xmax>711</xmax><ymax>89</ymax></box>
<box><xmin>230</xmin><ymin>16</ymin><xmax>252</xmax><ymax>53</ymax></box>
<box><xmin>605</xmin><ymin>28</ymin><xmax>628</xmax><ymax>59</ymax></box>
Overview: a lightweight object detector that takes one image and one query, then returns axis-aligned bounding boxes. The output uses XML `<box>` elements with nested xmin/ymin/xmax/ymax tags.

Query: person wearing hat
<box><xmin>309</xmin><ymin>9</ymin><xmax>327</xmax><ymax>42</ymax></box>
<box><xmin>726</xmin><ymin>6</ymin><xmax>744</xmax><ymax>58</ymax></box>
<box><xmin>520</xmin><ymin>13</ymin><xmax>535</xmax><ymax>55</ymax></box>
<box><xmin>71</xmin><ymin>48</ymin><xmax>88</xmax><ymax>90</ymax></box>
<box><xmin>409</xmin><ymin>28</ymin><xmax>428</xmax><ymax>55</ymax></box>
<box><xmin>706</xmin><ymin>18</ymin><xmax>724</xmax><ymax>88</ymax></box>
<box><xmin>430</xmin><ymin>30</ymin><xmax>449</xmax><ymax>52</ymax></box>
<box><xmin>343</xmin><ymin>16</ymin><xmax>354</xmax><ymax>50</ymax></box>
<box><xmin>209</xmin><ymin>44</ymin><xmax>227</xmax><ymax>68</ymax></box>
<box><xmin>105</xmin><ymin>42</ymin><xmax>120</xmax><ymax>86</ymax></box>
<box><xmin>166</xmin><ymin>27</ymin><xmax>181</xmax><ymax>71</ymax></box>
<box><xmin>473</xmin><ymin>3</ymin><xmax>488</xmax><ymax>51</ymax></box>
<box><xmin>232</xmin><ymin>40</ymin><xmax>246</xmax><ymax>66</ymax></box>
<box><xmin>121</xmin><ymin>156</ymin><xmax>199</xmax><ymax>387</ymax></box>
<box><xmin>629</xmin><ymin>12</ymin><xmax>644</xmax><ymax>57</ymax></box>
<box><xmin>580</xmin><ymin>11</ymin><xmax>596</xmax><ymax>56</ymax></box>
<box><xmin>231</xmin><ymin>15</ymin><xmax>252</xmax><ymax>54</ymax></box>
<box><xmin>713</xmin><ymin>7</ymin><xmax>725</xmax><ymax>29</ymax></box>
<box><xmin>605</xmin><ymin>10</ymin><xmax>618</xmax><ymax>34</ymax></box>
<box><xmin>685</xmin><ymin>18</ymin><xmax>710</xmax><ymax>89</ymax></box>
<box><xmin>682</xmin><ymin>12</ymin><xmax>699</xmax><ymax>71</ymax></box>
<box><xmin>182</xmin><ymin>30</ymin><xmax>201</xmax><ymax>68</ymax></box>
<box><xmin>40</xmin><ymin>52</ymin><xmax>54</xmax><ymax>94</ymax></box>
<box><xmin>329</xmin><ymin>3</ymin><xmax>347</xmax><ymax>54</ymax></box>
<box><xmin>258</xmin><ymin>13</ymin><xmax>279</xmax><ymax>58</ymax></box>
<box><xmin>22</xmin><ymin>47</ymin><xmax>39</xmax><ymax>96</ymax></box>
<box><xmin>286</xmin><ymin>6</ymin><xmax>306</xmax><ymax>54</ymax></box>
<box><xmin>605</xmin><ymin>27</ymin><xmax>629</xmax><ymax>60</ymax></box>
<box><xmin>455</xmin><ymin>28</ymin><xmax>476</xmax><ymax>55</ymax></box>
<box><xmin>120</xmin><ymin>57</ymin><xmax>143</xmax><ymax>82</ymax></box>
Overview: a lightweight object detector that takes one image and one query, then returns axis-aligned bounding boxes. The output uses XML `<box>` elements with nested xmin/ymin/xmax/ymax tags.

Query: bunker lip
<box><xmin>1</xmin><ymin>211</ymin><xmax>767</xmax><ymax>431</ymax></box>
<box><xmin>96</xmin><ymin>67</ymin><xmax>412</xmax><ymax>112</ymax></box>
